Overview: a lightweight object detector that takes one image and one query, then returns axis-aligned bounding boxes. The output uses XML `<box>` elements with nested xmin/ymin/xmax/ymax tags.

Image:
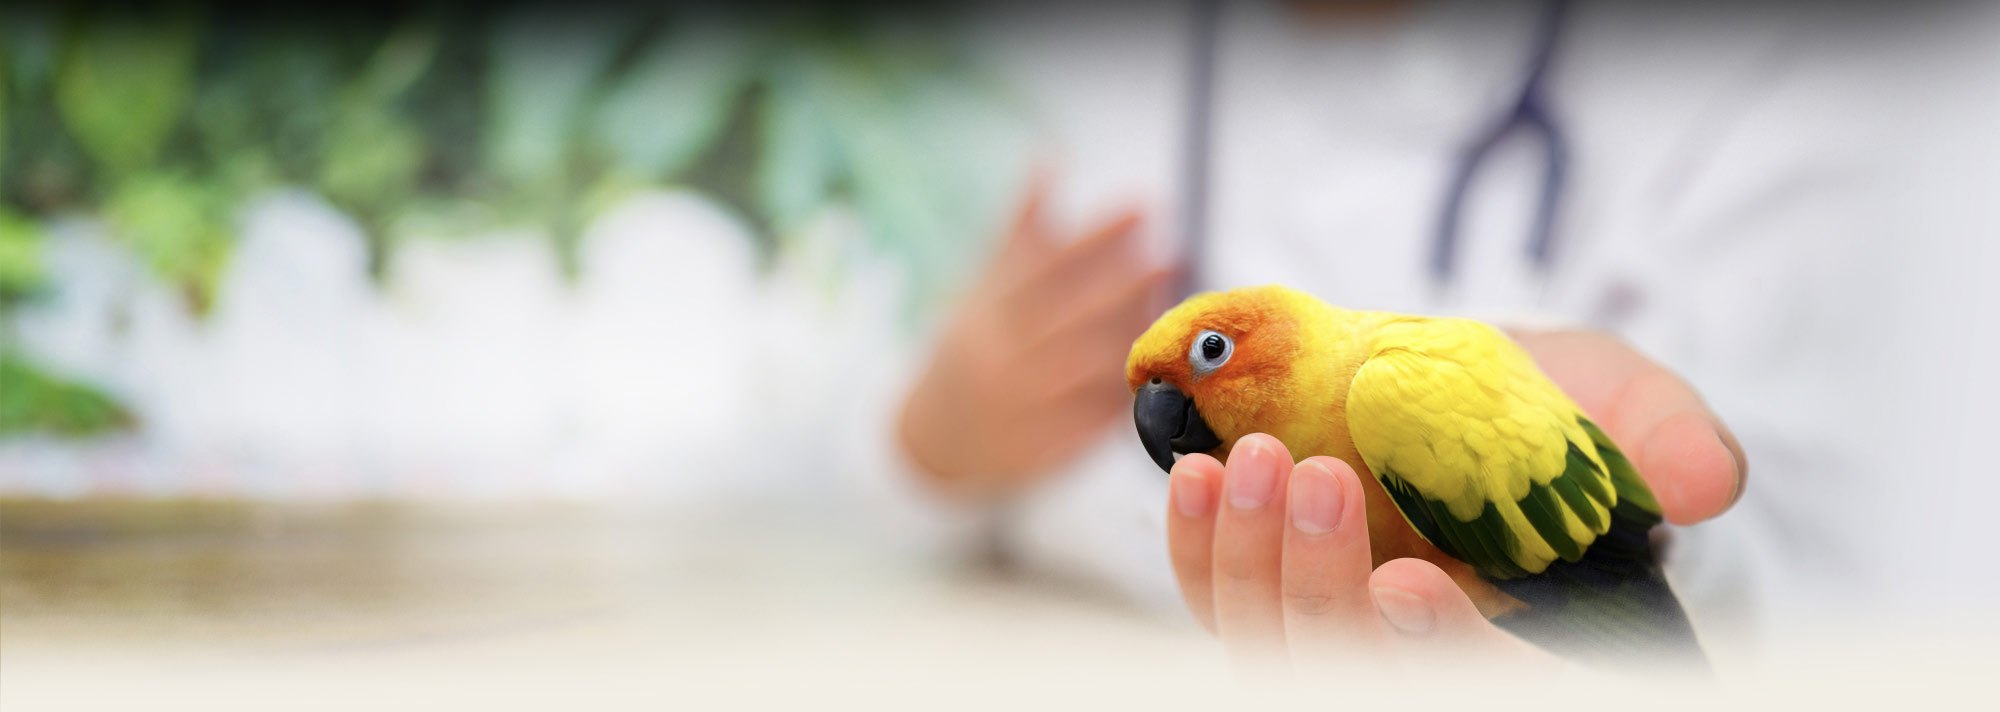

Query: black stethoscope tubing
<box><xmin>1174</xmin><ymin>0</ymin><xmax>1572</xmax><ymax>300</ymax></box>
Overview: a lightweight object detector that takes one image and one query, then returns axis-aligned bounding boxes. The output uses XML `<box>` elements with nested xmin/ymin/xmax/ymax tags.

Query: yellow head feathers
<box><xmin>1126</xmin><ymin>285</ymin><xmax>1363</xmax><ymax>469</ymax></box>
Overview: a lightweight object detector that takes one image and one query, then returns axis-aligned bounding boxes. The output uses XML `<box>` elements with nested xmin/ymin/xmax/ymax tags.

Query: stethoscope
<box><xmin>1175</xmin><ymin>0</ymin><xmax>1573</xmax><ymax>302</ymax></box>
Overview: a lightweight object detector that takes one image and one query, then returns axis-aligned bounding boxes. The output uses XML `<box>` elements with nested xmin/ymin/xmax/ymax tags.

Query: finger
<box><xmin>1015</xmin><ymin>266</ymin><xmax>1175</xmax><ymax>370</ymax></box>
<box><xmin>1002</xmin><ymin>368</ymin><xmax>1141</xmax><ymax>477</ymax></box>
<box><xmin>981</xmin><ymin>267</ymin><xmax>1175</xmax><ymax>468</ymax></box>
<box><xmin>1002</xmin><ymin>165</ymin><xmax>1054</xmax><ymax>253</ymax></box>
<box><xmin>1004</xmin><ymin>207</ymin><xmax>1147</xmax><ymax>313</ymax></box>
<box><xmin>1148</xmin><ymin>258</ymin><xmax>1187</xmax><ymax>314</ymax></box>
<box><xmin>1006</xmin><ymin>394</ymin><xmax>1124</xmax><ymax>474</ymax></box>
<box><xmin>1028</xmin><ymin>361</ymin><xmax>1128</xmax><ymax>429</ymax></box>
<box><xmin>993</xmin><ymin>270</ymin><xmax>1174</xmax><ymax>425</ymax></box>
<box><xmin>1211</xmin><ymin>433</ymin><xmax>1295</xmax><ymax>665</ymax></box>
<box><xmin>1042</xmin><ymin>206</ymin><xmax>1145</xmax><ymax>279</ymax></box>
<box><xmin>1506</xmin><ymin>329</ymin><xmax>1639</xmax><ymax>414</ymax></box>
<box><xmin>1514</xmin><ymin>330</ymin><xmax>1746</xmax><ymax>525</ymax></box>
<box><xmin>1001</xmin><ymin>276</ymin><xmax>1172</xmax><ymax>423</ymax></box>
<box><xmin>1606</xmin><ymin>370</ymin><xmax>1746</xmax><ymax>525</ymax></box>
<box><xmin>1280</xmin><ymin>457</ymin><xmax>1386</xmax><ymax>661</ymax></box>
<box><xmin>965</xmin><ymin>172</ymin><xmax>1055</xmax><ymax>324</ymax></box>
<box><xmin>1167</xmin><ymin>453</ymin><xmax>1225</xmax><ymax>634</ymax></box>
<box><xmin>1368</xmin><ymin>558</ymin><xmax>1552</xmax><ymax>663</ymax></box>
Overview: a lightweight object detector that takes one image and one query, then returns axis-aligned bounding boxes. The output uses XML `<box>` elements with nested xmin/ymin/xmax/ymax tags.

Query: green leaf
<box><xmin>800</xmin><ymin>40</ymin><xmax>1030</xmax><ymax>308</ymax></box>
<box><xmin>812</xmin><ymin>52</ymin><xmax>956</xmax><ymax>278</ymax></box>
<box><xmin>104</xmin><ymin>172</ymin><xmax>231</xmax><ymax>312</ymax></box>
<box><xmin>0</xmin><ymin>352</ymin><xmax>134</xmax><ymax>439</ymax></box>
<box><xmin>0</xmin><ymin>208</ymin><xmax>44</xmax><ymax>297</ymax></box>
<box><xmin>2</xmin><ymin>43</ymin><xmax>10</xmax><ymax>169</ymax></box>
<box><xmin>387</xmin><ymin>197</ymin><xmax>503</xmax><ymax>245</ymax></box>
<box><xmin>485</xmin><ymin>9</ymin><xmax>632</xmax><ymax>187</ymax></box>
<box><xmin>53</xmin><ymin>12</ymin><xmax>200</xmax><ymax>172</ymax></box>
<box><xmin>355</xmin><ymin>22</ymin><xmax>439</xmax><ymax>100</ymax></box>
<box><xmin>756</xmin><ymin>53</ymin><xmax>842</xmax><ymax>238</ymax></box>
<box><xmin>320</xmin><ymin>118</ymin><xmax>417</xmax><ymax>281</ymax></box>
<box><xmin>176</xmin><ymin>32</ymin><xmax>336</xmax><ymax>192</ymax></box>
<box><xmin>575</xmin><ymin>167</ymin><xmax>652</xmax><ymax>225</ymax></box>
<box><xmin>319</xmin><ymin>107</ymin><xmax>423</xmax><ymax>218</ymax></box>
<box><xmin>590</xmin><ymin>18</ymin><xmax>759</xmax><ymax>180</ymax></box>
<box><xmin>1</xmin><ymin>7</ymin><xmax>59</xmax><ymax>93</ymax></box>
<box><xmin>307</xmin><ymin>24</ymin><xmax>446</xmax><ymax>278</ymax></box>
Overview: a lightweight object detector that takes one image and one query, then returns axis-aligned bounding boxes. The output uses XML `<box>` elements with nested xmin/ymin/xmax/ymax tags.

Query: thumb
<box><xmin>1368</xmin><ymin>558</ymin><xmax>1552</xmax><ymax>662</ymax></box>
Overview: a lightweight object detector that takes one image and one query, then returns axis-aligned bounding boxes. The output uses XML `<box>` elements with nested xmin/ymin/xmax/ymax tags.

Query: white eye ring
<box><xmin>1188</xmin><ymin>330</ymin><xmax>1233</xmax><ymax>377</ymax></box>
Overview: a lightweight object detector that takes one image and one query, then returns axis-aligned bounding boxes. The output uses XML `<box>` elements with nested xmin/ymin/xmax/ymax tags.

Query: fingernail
<box><xmin>1172</xmin><ymin>470</ymin><xmax>1214</xmax><ymax>519</ymax></box>
<box><xmin>1372</xmin><ymin>587</ymin><xmax>1436</xmax><ymax>635</ymax></box>
<box><xmin>1718</xmin><ymin>430</ymin><xmax>1747</xmax><ymax>508</ymax></box>
<box><xmin>1290</xmin><ymin>461</ymin><xmax>1344</xmax><ymax>535</ymax></box>
<box><xmin>1227</xmin><ymin>439</ymin><xmax>1281</xmax><ymax>510</ymax></box>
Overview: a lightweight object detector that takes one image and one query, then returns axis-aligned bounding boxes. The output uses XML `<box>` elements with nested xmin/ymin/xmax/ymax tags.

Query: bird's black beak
<box><xmin>1133</xmin><ymin>379</ymin><xmax>1223</xmax><ymax>474</ymax></box>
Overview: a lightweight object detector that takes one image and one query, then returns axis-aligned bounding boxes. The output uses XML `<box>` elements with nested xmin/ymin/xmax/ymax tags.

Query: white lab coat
<box><xmin>848</xmin><ymin>0</ymin><xmax>2000</xmax><ymax>660</ymax></box>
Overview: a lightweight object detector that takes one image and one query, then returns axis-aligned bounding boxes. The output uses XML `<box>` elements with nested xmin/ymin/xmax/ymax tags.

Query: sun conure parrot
<box><xmin>1126</xmin><ymin>284</ymin><xmax>1702</xmax><ymax>661</ymax></box>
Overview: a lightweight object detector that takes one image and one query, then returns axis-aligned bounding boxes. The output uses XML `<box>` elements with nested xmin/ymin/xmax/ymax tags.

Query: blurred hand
<box><xmin>898</xmin><ymin>174</ymin><xmax>1175</xmax><ymax>500</ymax></box>
<box><xmin>1165</xmin><ymin>330</ymin><xmax>1745</xmax><ymax>672</ymax></box>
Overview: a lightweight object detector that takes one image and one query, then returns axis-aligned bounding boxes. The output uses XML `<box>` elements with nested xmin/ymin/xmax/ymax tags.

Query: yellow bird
<box><xmin>1126</xmin><ymin>284</ymin><xmax>1699</xmax><ymax>659</ymax></box>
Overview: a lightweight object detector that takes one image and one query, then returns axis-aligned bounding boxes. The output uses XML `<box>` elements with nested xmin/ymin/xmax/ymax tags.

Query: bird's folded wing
<box><xmin>1345</xmin><ymin>319</ymin><xmax>1617</xmax><ymax>580</ymax></box>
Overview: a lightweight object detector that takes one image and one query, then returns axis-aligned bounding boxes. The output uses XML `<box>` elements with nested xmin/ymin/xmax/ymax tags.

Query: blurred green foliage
<box><xmin>0</xmin><ymin>209</ymin><xmax>44</xmax><ymax>300</ymax></box>
<box><xmin>54</xmin><ymin>14</ymin><xmax>200</xmax><ymax>174</ymax></box>
<box><xmin>0</xmin><ymin>3</ymin><xmax>1022</xmax><ymax>438</ymax></box>
<box><xmin>0</xmin><ymin>352</ymin><xmax>133</xmax><ymax>438</ymax></box>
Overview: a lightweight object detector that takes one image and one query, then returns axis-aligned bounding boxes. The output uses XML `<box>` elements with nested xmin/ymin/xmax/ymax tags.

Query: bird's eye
<box><xmin>1201</xmin><ymin>334</ymin><xmax>1225</xmax><ymax>360</ymax></box>
<box><xmin>1188</xmin><ymin>330</ymin><xmax>1233</xmax><ymax>377</ymax></box>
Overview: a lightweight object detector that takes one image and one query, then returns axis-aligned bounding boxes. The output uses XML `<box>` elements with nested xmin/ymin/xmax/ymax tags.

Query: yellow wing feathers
<box><xmin>1346</xmin><ymin>318</ymin><xmax>1616</xmax><ymax>578</ymax></box>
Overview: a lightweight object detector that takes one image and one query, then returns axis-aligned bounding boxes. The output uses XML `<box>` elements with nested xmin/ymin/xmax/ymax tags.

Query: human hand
<box><xmin>897</xmin><ymin>173</ymin><xmax>1175</xmax><ymax>500</ymax></box>
<box><xmin>1165</xmin><ymin>331</ymin><xmax>1744</xmax><ymax>670</ymax></box>
<box><xmin>1507</xmin><ymin>328</ymin><xmax>1745</xmax><ymax>525</ymax></box>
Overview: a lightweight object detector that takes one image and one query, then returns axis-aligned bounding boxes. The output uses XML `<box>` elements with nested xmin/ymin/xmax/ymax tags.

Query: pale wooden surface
<box><xmin>2</xmin><ymin>498</ymin><xmax>1988</xmax><ymax>710</ymax></box>
<box><xmin>0</xmin><ymin>497</ymin><xmax>1223</xmax><ymax>709</ymax></box>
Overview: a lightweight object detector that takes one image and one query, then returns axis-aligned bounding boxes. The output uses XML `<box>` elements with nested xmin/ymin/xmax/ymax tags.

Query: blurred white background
<box><xmin>4</xmin><ymin>2</ymin><xmax>2000</xmax><ymax>704</ymax></box>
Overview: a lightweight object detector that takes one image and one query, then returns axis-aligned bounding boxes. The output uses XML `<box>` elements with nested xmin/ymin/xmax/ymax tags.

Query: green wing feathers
<box><xmin>1582</xmin><ymin>418</ymin><xmax>1659</xmax><ymax>519</ymax></box>
<box><xmin>1378</xmin><ymin>415</ymin><xmax>1702</xmax><ymax>662</ymax></box>
<box><xmin>1492</xmin><ymin>419</ymin><xmax>1702</xmax><ymax>663</ymax></box>
<box><xmin>1347</xmin><ymin>333</ymin><xmax>1622</xmax><ymax>580</ymax></box>
<box><xmin>1373</xmin><ymin>426</ymin><xmax>1619</xmax><ymax>581</ymax></box>
<box><xmin>1344</xmin><ymin>320</ymin><xmax>1701</xmax><ymax>661</ymax></box>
